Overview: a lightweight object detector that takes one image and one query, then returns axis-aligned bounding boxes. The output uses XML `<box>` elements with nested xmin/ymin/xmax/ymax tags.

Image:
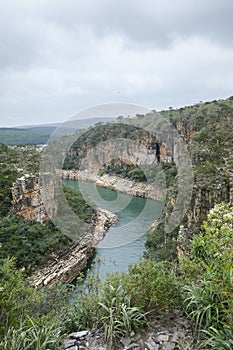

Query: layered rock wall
<box><xmin>11</xmin><ymin>174</ymin><xmax>48</xmax><ymax>223</ymax></box>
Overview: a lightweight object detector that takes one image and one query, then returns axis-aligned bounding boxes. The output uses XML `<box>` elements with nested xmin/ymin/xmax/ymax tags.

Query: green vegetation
<box><xmin>0</xmin><ymin>253</ymin><xmax>69</xmax><ymax>347</ymax></box>
<box><xmin>0</xmin><ymin>217</ymin><xmax>70</xmax><ymax>272</ymax></box>
<box><xmin>145</xmin><ymin>97</ymin><xmax>233</xmax><ymax>261</ymax></box>
<box><xmin>0</xmin><ymin>143</ymin><xmax>95</xmax><ymax>274</ymax></box>
<box><xmin>0</xmin><ymin>127</ymin><xmax>54</xmax><ymax>146</ymax></box>
<box><xmin>145</xmin><ymin>216</ymin><xmax>178</xmax><ymax>262</ymax></box>
<box><xmin>62</xmin><ymin>259</ymin><xmax>181</xmax><ymax>346</ymax></box>
<box><xmin>181</xmin><ymin>203</ymin><xmax>233</xmax><ymax>348</ymax></box>
<box><xmin>99</xmin><ymin>159</ymin><xmax>147</xmax><ymax>182</ymax></box>
<box><xmin>63</xmin><ymin>123</ymin><xmax>152</xmax><ymax>169</ymax></box>
<box><xmin>0</xmin><ymin>185</ymin><xmax>94</xmax><ymax>274</ymax></box>
<box><xmin>99</xmin><ymin>160</ymin><xmax>177</xmax><ymax>186</ymax></box>
<box><xmin>63</xmin><ymin>184</ymin><xmax>94</xmax><ymax>223</ymax></box>
<box><xmin>2</xmin><ymin>318</ymin><xmax>62</xmax><ymax>350</ymax></box>
<box><xmin>0</xmin><ymin>203</ymin><xmax>232</xmax><ymax>348</ymax></box>
<box><xmin>0</xmin><ymin>125</ymin><xmax>80</xmax><ymax>146</ymax></box>
<box><xmin>0</xmin><ymin>247</ymin><xmax>181</xmax><ymax>347</ymax></box>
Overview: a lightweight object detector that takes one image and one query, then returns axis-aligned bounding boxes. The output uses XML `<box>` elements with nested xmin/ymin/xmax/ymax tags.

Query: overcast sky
<box><xmin>1</xmin><ymin>0</ymin><xmax>233</xmax><ymax>127</ymax></box>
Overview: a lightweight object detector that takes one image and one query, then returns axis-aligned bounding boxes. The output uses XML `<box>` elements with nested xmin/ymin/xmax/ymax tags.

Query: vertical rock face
<box><xmin>76</xmin><ymin>139</ymin><xmax>172</xmax><ymax>173</ymax></box>
<box><xmin>80</xmin><ymin>140</ymin><xmax>158</xmax><ymax>172</ymax></box>
<box><xmin>63</xmin><ymin>126</ymin><xmax>176</xmax><ymax>172</ymax></box>
<box><xmin>11</xmin><ymin>174</ymin><xmax>48</xmax><ymax>223</ymax></box>
<box><xmin>177</xmin><ymin>177</ymin><xmax>230</xmax><ymax>259</ymax></box>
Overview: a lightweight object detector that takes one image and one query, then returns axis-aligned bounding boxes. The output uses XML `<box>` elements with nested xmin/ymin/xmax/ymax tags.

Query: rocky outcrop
<box><xmin>77</xmin><ymin>138</ymin><xmax>171</xmax><ymax>172</ymax></box>
<box><xmin>62</xmin><ymin>310</ymin><xmax>193</xmax><ymax>349</ymax></box>
<box><xmin>61</xmin><ymin>170</ymin><xmax>165</xmax><ymax>202</ymax></box>
<box><xmin>29</xmin><ymin>209</ymin><xmax>117</xmax><ymax>288</ymax></box>
<box><xmin>11</xmin><ymin>174</ymin><xmax>48</xmax><ymax>223</ymax></box>
<box><xmin>63</xmin><ymin>124</ymin><xmax>173</xmax><ymax>172</ymax></box>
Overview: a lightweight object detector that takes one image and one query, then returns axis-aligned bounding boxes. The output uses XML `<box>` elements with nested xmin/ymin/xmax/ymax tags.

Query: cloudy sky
<box><xmin>1</xmin><ymin>0</ymin><xmax>233</xmax><ymax>127</ymax></box>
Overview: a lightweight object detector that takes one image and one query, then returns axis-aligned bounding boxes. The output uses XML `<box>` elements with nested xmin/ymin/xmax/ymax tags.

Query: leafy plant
<box><xmin>200</xmin><ymin>325</ymin><xmax>233</xmax><ymax>349</ymax></box>
<box><xmin>98</xmin><ymin>285</ymin><xmax>147</xmax><ymax>348</ymax></box>
<box><xmin>103</xmin><ymin>260</ymin><xmax>181</xmax><ymax>313</ymax></box>
<box><xmin>181</xmin><ymin>203</ymin><xmax>233</xmax><ymax>341</ymax></box>
<box><xmin>183</xmin><ymin>280</ymin><xmax>224</xmax><ymax>333</ymax></box>
<box><xmin>1</xmin><ymin>317</ymin><xmax>62</xmax><ymax>350</ymax></box>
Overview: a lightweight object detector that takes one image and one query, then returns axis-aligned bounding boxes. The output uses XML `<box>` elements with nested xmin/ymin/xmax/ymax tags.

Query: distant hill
<box><xmin>0</xmin><ymin>127</ymin><xmax>53</xmax><ymax>146</ymax></box>
<box><xmin>0</xmin><ymin>117</ymin><xmax>116</xmax><ymax>145</ymax></box>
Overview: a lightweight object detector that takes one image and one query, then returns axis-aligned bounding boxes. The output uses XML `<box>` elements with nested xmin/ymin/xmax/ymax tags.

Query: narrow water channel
<box><xmin>64</xmin><ymin>179</ymin><xmax>163</xmax><ymax>280</ymax></box>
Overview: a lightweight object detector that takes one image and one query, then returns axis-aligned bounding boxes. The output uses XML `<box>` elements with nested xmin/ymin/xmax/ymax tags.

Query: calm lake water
<box><xmin>64</xmin><ymin>179</ymin><xmax>163</xmax><ymax>279</ymax></box>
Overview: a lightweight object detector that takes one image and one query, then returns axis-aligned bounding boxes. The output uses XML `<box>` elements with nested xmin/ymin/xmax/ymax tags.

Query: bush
<box><xmin>118</xmin><ymin>260</ymin><xmax>181</xmax><ymax>312</ymax></box>
<box><xmin>201</xmin><ymin>325</ymin><xmax>233</xmax><ymax>349</ymax></box>
<box><xmin>0</xmin><ymin>253</ymin><xmax>69</xmax><ymax>339</ymax></box>
<box><xmin>0</xmin><ymin>257</ymin><xmax>40</xmax><ymax>334</ymax></box>
<box><xmin>181</xmin><ymin>203</ymin><xmax>233</xmax><ymax>344</ymax></box>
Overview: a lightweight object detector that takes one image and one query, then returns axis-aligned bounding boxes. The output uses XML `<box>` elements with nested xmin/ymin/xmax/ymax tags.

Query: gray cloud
<box><xmin>0</xmin><ymin>0</ymin><xmax>233</xmax><ymax>126</ymax></box>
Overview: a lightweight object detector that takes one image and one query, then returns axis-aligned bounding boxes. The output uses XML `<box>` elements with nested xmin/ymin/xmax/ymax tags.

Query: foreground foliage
<box><xmin>1</xmin><ymin>317</ymin><xmax>62</xmax><ymax>350</ymax></box>
<box><xmin>181</xmin><ymin>203</ymin><xmax>233</xmax><ymax>348</ymax></box>
<box><xmin>0</xmin><ymin>203</ymin><xmax>232</xmax><ymax>348</ymax></box>
<box><xmin>0</xmin><ymin>254</ymin><xmax>181</xmax><ymax>349</ymax></box>
<box><xmin>62</xmin><ymin>259</ymin><xmax>181</xmax><ymax>347</ymax></box>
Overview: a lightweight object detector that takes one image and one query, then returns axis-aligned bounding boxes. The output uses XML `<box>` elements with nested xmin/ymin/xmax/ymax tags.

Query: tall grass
<box><xmin>1</xmin><ymin>317</ymin><xmax>62</xmax><ymax>350</ymax></box>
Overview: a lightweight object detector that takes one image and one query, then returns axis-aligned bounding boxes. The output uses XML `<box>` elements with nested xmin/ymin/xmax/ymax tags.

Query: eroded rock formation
<box><xmin>11</xmin><ymin>174</ymin><xmax>48</xmax><ymax>223</ymax></box>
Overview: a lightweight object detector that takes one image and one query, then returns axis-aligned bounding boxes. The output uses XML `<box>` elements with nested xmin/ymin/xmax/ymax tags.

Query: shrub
<box><xmin>102</xmin><ymin>260</ymin><xmax>181</xmax><ymax>314</ymax></box>
<box><xmin>181</xmin><ymin>203</ymin><xmax>233</xmax><ymax>343</ymax></box>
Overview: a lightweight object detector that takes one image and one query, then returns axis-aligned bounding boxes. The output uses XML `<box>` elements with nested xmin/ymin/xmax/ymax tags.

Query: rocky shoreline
<box><xmin>28</xmin><ymin>208</ymin><xmax>117</xmax><ymax>288</ymax></box>
<box><xmin>61</xmin><ymin>170</ymin><xmax>165</xmax><ymax>202</ymax></box>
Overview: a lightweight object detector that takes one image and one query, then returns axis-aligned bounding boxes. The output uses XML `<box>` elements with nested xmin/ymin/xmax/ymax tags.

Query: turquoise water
<box><xmin>63</xmin><ymin>179</ymin><xmax>163</xmax><ymax>279</ymax></box>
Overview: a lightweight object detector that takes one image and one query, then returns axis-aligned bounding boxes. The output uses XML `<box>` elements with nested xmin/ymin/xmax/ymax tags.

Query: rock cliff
<box><xmin>63</xmin><ymin>123</ymin><xmax>174</xmax><ymax>172</ymax></box>
<box><xmin>11</xmin><ymin>174</ymin><xmax>48</xmax><ymax>223</ymax></box>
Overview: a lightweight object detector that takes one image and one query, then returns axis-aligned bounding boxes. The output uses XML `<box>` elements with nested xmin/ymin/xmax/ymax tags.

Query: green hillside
<box><xmin>0</xmin><ymin>127</ymin><xmax>54</xmax><ymax>145</ymax></box>
<box><xmin>0</xmin><ymin>117</ymin><xmax>116</xmax><ymax>145</ymax></box>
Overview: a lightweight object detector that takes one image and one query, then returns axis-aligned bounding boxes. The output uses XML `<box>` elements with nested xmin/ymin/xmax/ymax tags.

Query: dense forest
<box><xmin>0</xmin><ymin>97</ymin><xmax>232</xmax><ymax>349</ymax></box>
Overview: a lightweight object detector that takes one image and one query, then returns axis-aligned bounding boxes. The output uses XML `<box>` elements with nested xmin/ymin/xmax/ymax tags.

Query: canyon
<box><xmin>11</xmin><ymin>173</ymin><xmax>117</xmax><ymax>287</ymax></box>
